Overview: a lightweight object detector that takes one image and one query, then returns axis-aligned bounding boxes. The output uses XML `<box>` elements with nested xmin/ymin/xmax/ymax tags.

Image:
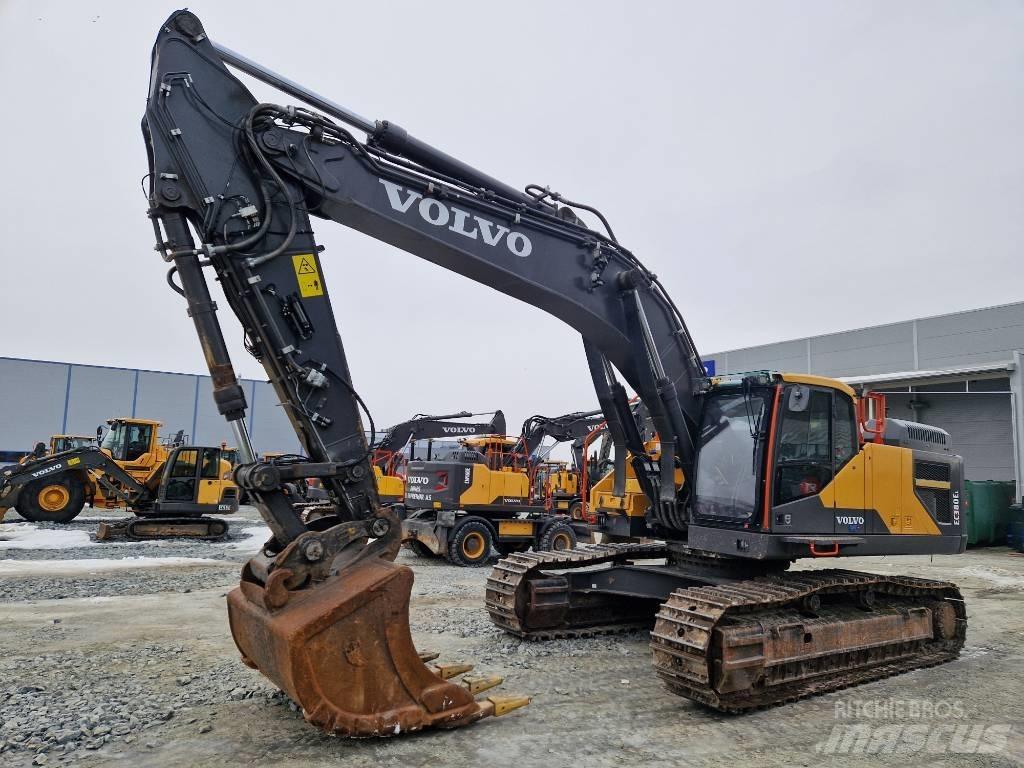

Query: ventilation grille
<box><xmin>917</xmin><ymin>487</ymin><xmax>952</xmax><ymax>524</ymax></box>
<box><xmin>907</xmin><ymin>425</ymin><xmax>948</xmax><ymax>446</ymax></box>
<box><xmin>915</xmin><ymin>461</ymin><xmax>951</xmax><ymax>483</ymax></box>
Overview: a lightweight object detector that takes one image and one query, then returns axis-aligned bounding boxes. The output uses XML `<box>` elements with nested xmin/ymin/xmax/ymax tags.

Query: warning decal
<box><xmin>292</xmin><ymin>254</ymin><xmax>324</xmax><ymax>298</ymax></box>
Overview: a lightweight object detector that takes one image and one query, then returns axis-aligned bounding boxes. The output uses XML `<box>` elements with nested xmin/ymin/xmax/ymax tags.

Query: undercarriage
<box><xmin>485</xmin><ymin>544</ymin><xmax>965</xmax><ymax>710</ymax></box>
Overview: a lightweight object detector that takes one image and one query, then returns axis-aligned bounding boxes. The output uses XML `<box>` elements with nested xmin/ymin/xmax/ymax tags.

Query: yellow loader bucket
<box><xmin>227</xmin><ymin>557</ymin><xmax>521</xmax><ymax>736</ymax></box>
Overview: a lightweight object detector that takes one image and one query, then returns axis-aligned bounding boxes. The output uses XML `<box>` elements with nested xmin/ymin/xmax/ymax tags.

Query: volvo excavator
<box><xmin>142</xmin><ymin>10</ymin><xmax>966</xmax><ymax>736</ymax></box>
<box><xmin>372</xmin><ymin>411</ymin><xmax>504</xmax><ymax>503</ymax></box>
<box><xmin>522</xmin><ymin>409</ymin><xmax>622</xmax><ymax>517</ymax></box>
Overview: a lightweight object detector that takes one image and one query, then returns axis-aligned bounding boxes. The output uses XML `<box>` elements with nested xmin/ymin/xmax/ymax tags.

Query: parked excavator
<box><xmin>142</xmin><ymin>10</ymin><xmax>966</xmax><ymax>736</ymax></box>
<box><xmin>372</xmin><ymin>411</ymin><xmax>505</xmax><ymax>503</ymax></box>
<box><xmin>522</xmin><ymin>409</ymin><xmax>616</xmax><ymax>517</ymax></box>
<box><xmin>401</xmin><ymin>409</ymin><xmax>604</xmax><ymax>565</ymax></box>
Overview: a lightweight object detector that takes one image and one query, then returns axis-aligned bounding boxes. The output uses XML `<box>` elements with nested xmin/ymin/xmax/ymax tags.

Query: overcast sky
<box><xmin>0</xmin><ymin>1</ymin><xmax>1021</xmax><ymax>432</ymax></box>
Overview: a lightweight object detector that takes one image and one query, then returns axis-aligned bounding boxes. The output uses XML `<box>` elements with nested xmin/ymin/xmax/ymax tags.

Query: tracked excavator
<box><xmin>142</xmin><ymin>10</ymin><xmax>966</xmax><ymax>736</ymax></box>
<box><xmin>372</xmin><ymin>411</ymin><xmax>505</xmax><ymax>503</ymax></box>
<box><xmin>525</xmin><ymin>408</ymin><xmax>641</xmax><ymax>519</ymax></box>
<box><xmin>401</xmin><ymin>408</ymin><xmax>604</xmax><ymax>564</ymax></box>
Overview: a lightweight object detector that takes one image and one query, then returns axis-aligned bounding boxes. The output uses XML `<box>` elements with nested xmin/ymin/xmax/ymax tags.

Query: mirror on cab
<box><xmin>787</xmin><ymin>384</ymin><xmax>810</xmax><ymax>413</ymax></box>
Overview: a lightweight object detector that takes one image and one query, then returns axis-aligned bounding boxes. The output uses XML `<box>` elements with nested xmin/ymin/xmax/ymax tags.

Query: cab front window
<box><xmin>100</xmin><ymin>423</ymin><xmax>153</xmax><ymax>462</ymax></box>
<box><xmin>693</xmin><ymin>387</ymin><xmax>773</xmax><ymax>522</ymax></box>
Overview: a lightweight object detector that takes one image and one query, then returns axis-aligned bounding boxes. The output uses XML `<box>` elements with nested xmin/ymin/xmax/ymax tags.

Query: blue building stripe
<box><xmin>60</xmin><ymin>365</ymin><xmax>73</xmax><ymax>433</ymax></box>
<box><xmin>130</xmin><ymin>370</ymin><xmax>140</xmax><ymax>417</ymax></box>
<box><xmin>191</xmin><ymin>376</ymin><xmax>200</xmax><ymax>443</ymax></box>
<box><xmin>248</xmin><ymin>380</ymin><xmax>257</xmax><ymax>441</ymax></box>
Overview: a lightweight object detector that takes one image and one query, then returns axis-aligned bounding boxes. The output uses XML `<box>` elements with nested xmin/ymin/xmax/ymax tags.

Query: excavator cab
<box><xmin>686</xmin><ymin>373</ymin><xmax>965</xmax><ymax>559</ymax></box>
<box><xmin>157</xmin><ymin>446</ymin><xmax>239</xmax><ymax>515</ymax></box>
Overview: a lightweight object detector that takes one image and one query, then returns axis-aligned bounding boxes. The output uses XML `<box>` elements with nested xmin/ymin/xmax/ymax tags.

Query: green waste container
<box><xmin>1008</xmin><ymin>521</ymin><xmax>1024</xmax><ymax>553</ymax></box>
<box><xmin>963</xmin><ymin>480</ymin><xmax>1017</xmax><ymax>546</ymax></box>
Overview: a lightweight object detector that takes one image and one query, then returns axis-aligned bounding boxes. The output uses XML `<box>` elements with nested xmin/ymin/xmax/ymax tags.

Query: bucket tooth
<box><xmin>463</xmin><ymin>674</ymin><xmax>503</xmax><ymax>694</ymax></box>
<box><xmin>417</xmin><ymin>650</ymin><xmax>440</xmax><ymax>663</ymax></box>
<box><xmin>484</xmin><ymin>695</ymin><xmax>531</xmax><ymax>717</ymax></box>
<box><xmin>433</xmin><ymin>662</ymin><xmax>474</xmax><ymax>680</ymax></box>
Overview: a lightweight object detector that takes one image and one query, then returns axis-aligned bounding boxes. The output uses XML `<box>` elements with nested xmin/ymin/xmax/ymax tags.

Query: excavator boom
<box><xmin>144</xmin><ymin>10</ymin><xmax>701</xmax><ymax>736</ymax></box>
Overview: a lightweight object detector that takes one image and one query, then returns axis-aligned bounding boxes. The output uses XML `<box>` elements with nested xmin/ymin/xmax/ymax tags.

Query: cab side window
<box><xmin>777</xmin><ymin>389</ymin><xmax>831</xmax><ymax>462</ymax></box>
<box><xmin>200</xmin><ymin>448</ymin><xmax>222</xmax><ymax>479</ymax></box>
<box><xmin>125</xmin><ymin>424</ymin><xmax>153</xmax><ymax>462</ymax></box>
<box><xmin>833</xmin><ymin>394</ymin><xmax>858</xmax><ymax>470</ymax></box>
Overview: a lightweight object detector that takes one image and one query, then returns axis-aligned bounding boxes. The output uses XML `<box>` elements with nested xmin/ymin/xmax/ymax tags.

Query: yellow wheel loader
<box><xmin>18</xmin><ymin>434</ymin><xmax>97</xmax><ymax>465</ymax></box>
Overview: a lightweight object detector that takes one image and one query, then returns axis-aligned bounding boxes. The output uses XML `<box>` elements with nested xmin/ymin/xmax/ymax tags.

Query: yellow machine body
<box><xmin>374</xmin><ymin>465</ymin><xmax>406</xmax><ymax>504</ymax></box>
<box><xmin>92</xmin><ymin>418</ymin><xmax>236</xmax><ymax>511</ymax></box>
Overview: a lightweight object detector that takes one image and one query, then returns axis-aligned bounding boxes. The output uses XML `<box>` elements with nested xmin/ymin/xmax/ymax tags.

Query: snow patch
<box><xmin>221</xmin><ymin>525</ymin><xmax>270</xmax><ymax>552</ymax></box>
<box><xmin>0</xmin><ymin>556</ymin><xmax>225</xmax><ymax>577</ymax></box>
<box><xmin>0</xmin><ymin>523</ymin><xmax>95</xmax><ymax>550</ymax></box>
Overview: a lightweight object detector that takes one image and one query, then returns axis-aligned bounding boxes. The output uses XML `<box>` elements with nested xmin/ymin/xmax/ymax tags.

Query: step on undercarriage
<box><xmin>485</xmin><ymin>546</ymin><xmax>966</xmax><ymax>710</ymax></box>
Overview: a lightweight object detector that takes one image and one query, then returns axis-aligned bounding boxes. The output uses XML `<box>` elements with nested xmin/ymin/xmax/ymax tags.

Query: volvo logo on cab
<box><xmin>379</xmin><ymin>179</ymin><xmax>533</xmax><ymax>257</ymax></box>
<box><xmin>406</xmin><ymin>475</ymin><xmax>430</xmax><ymax>486</ymax></box>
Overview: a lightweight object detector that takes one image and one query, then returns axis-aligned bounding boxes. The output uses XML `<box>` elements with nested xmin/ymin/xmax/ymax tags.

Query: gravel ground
<box><xmin>1</xmin><ymin>506</ymin><xmax>1022</xmax><ymax>767</ymax></box>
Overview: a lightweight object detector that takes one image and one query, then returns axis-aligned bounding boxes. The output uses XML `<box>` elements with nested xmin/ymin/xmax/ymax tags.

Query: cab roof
<box><xmin>708</xmin><ymin>371</ymin><xmax>856</xmax><ymax>399</ymax></box>
<box><xmin>462</xmin><ymin>435</ymin><xmax>516</xmax><ymax>448</ymax></box>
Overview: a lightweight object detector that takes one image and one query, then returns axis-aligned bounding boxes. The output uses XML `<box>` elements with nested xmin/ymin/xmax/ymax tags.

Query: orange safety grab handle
<box><xmin>809</xmin><ymin>541</ymin><xmax>840</xmax><ymax>557</ymax></box>
<box><xmin>857</xmin><ymin>391</ymin><xmax>887</xmax><ymax>444</ymax></box>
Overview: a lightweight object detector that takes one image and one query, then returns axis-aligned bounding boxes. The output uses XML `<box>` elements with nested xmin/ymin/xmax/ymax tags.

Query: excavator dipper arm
<box><xmin>143</xmin><ymin>10</ymin><xmax>704</xmax><ymax>737</ymax></box>
<box><xmin>376</xmin><ymin>411</ymin><xmax>506</xmax><ymax>464</ymax></box>
<box><xmin>518</xmin><ymin>410</ymin><xmax>605</xmax><ymax>458</ymax></box>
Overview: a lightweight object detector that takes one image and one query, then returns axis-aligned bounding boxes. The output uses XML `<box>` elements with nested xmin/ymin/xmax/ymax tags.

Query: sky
<box><xmin>0</xmin><ymin>1</ymin><xmax>1021</xmax><ymax>433</ymax></box>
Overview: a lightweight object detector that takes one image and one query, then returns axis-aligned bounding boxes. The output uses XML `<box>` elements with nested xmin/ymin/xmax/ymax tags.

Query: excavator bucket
<box><xmin>227</xmin><ymin>557</ymin><xmax>527</xmax><ymax>736</ymax></box>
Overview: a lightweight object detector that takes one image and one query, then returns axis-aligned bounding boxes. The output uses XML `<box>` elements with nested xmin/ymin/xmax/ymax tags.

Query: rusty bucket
<box><xmin>227</xmin><ymin>557</ymin><xmax>493</xmax><ymax>736</ymax></box>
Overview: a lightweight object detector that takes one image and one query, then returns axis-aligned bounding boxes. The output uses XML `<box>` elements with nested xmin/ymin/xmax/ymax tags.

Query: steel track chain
<box><xmin>485</xmin><ymin>542</ymin><xmax>670</xmax><ymax>638</ymax></box>
<box><xmin>650</xmin><ymin>569</ymin><xmax>967</xmax><ymax>711</ymax></box>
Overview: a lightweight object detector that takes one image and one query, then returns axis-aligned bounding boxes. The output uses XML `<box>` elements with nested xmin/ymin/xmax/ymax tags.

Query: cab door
<box><xmin>772</xmin><ymin>385</ymin><xmax>835</xmax><ymax>533</ymax></box>
<box><xmin>770</xmin><ymin>385</ymin><xmax>864</xmax><ymax>534</ymax></box>
<box><xmin>196</xmin><ymin>448</ymin><xmax>227</xmax><ymax>505</ymax></box>
<box><xmin>161</xmin><ymin>448</ymin><xmax>201</xmax><ymax>504</ymax></box>
<box><xmin>159</xmin><ymin>447</ymin><xmax>232</xmax><ymax>512</ymax></box>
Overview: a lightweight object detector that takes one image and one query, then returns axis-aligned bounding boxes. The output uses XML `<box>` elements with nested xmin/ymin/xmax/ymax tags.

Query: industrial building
<box><xmin>3</xmin><ymin>301</ymin><xmax>1022</xmax><ymax>486</ymax></box>
<box><xmin>0</xmin><ymin>356</ymin><xmax>299</xmax><ymax>461</ymax></box>
<box><xmin>704</xmin><ymin>301</ymin><xmax>1024</xmax><ymax>488</ymax></box>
